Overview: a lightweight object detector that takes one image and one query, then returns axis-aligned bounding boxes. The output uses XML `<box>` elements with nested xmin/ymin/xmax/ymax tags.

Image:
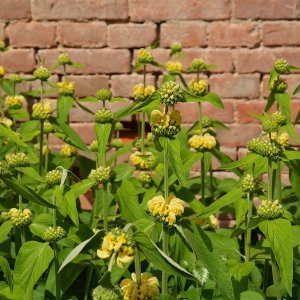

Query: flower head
<box><xmin>32</xmin><ymin>102</ymin><xmax>52</xmax><ymax>120</ymax></box>
<box><xmin>274</xmin><ymin>58</ymin><xmax>289</xmax><ymax>74</ymax></box>
<box><xmin>89</xmin><ymin>140</ymin><xmax>98</xmax><ymax>152</ymax></box>
<box><xmin>9</xmin><ymin>74</ymin><xmax>22</xmax><ymax>83</ymax></box>
<box><xmin>60</xmin><ymin>144</ymin><xmax>77</xmax><ymax>157</ymax></box>
<box><xmin>43</xmin><ymin>121</ymin><xmax>54</xmax><ymax>134</ymax></box>
<box><xmin>34</xmin><ymin>66</ymin><xmax>51</xmax><ymax>81</ymax></box>
<box><xmin>9</xmin><ymin>208</ymin><xmax>32</xmax><ymax>227</ymax></box>
<box><xmin>247</xmin><ymin>138</ymin><xmax>281</xmax><ymax>160</ymax></box>
<box><xmin>257</xmin><ymin>200</ymin><xmax>284</xmax><ymax>220</ymax></box>
<box><xmin>159</xmin><ymin>81</ymin><xmax>184</xmax><ymax>107</ymax></box>
<box><xmin>166</xmin><ymin>61</ymin><xmax>183</xmax><ymax>75</ymax></box>
<box><xmin>133</xmin><ymin>84</ymin><xmax>155</xmax><ymax>102</ymax></box>
<box><xmin>170</xmin><ymin>42</ymin><xmax>182</xmax><ymax>55</ymax></box>
<box><xmin>88</xmin><ymin>166</ymin><xmax>115</xmax><ymax>184</ymax></box>
<box><xmin>44</xmin><ymin>169</ymin><xmax>63</xmax><ymax>187</ymax></box>
<box><xmin>189</xmin><ymin>79</ymin><xmax>209</xmax><ymax>97</ymax></box>
<box><xmin>192</xmin><ymin>58</ymin><xmax>206</xmax><ymax>70</ymax></box>
<box><xmin>240</xmin><ymin>174</ymin><xmax>261</xmax><ymax>195</ymax></box>
<box><xmin>57</xmin><ymin>80</ymin><xmax>75</xmax><ymax>95</ymax></box>
<box><xmin>0</xmin><ymin>66</ymin><xmax>6</xmax><ymax>77</ymax></box>
<box><xmin>94</xmin><ymin>108</ymin><xmax>114</xmax><ymax>124</ymax></box>
<box><xmin>130</xmin><ymin>151</ymin><xmax>157</xmax><ymax>170</ymax></box>
<box><xmin>189</xmin><ymin>133</ymin><xmax>216</xmax><ymax>151</ymax></box>
<box><xmin>5</xmin><ymin>95</ymin><xmax>25</xmax><ymax>109</ymax></box>
<box><xmin>6</xmin><ymin>152</ymin><xmax>29</xmax><ymax>168</ymax></box>
<box><xmin>96</xmin><ymin>88</ymin><xmax>112</xmax><ymax>102</ymax></box>
<box><xmin>271</xmin><ymin>131</ymin><xmax>289</xmax><ymax>146</ymax></box>
<box><xmin>58</xmin><ymin>52</ymin><xmax>72</xmax><ymax>65</ymax></box>
<box><xmin>137</xmin><ymin>48</ymin><xmax>154</xmax><ymax>64</ymax></box>
<box><xmin>0</xmin><ymin>117</ymin><xmax>13</xmax><ymax>128</ymax></box>
<box><xmin>42</xmin><ymin>226</ymin><xmax>66</xmax><ymax>242</ymax></box>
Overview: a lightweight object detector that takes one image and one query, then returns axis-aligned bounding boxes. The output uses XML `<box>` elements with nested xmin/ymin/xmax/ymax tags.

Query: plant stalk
<box><xmin>39</xmin><ymin>120</ymin><xmax>44</xmax><ymax>175</ymax></box>
<box><xmin>103</xmin><ymin>183</ymin><xmax>108</xmax><ymax>232</ymax></box>
<box><xmin>276</xmin><ymin>160</ymin><xmax>281</xmax><ymax>203</ymax></box>
<box><xmin>83</xmin><ymin>267</ymin><xmax>93</xmax><ymax>300</ymax></box>
<box><xmin>18</xmin><ymin>172</ymin><xmax>26</xmax><ymax>244</ymax></box>
<box><xmin>53</xmin><ymin>242</ymin><xmax>61</xmax><ymax>300</ymax></box>
<box><xmin>271</xmin><ymin>251</ymin><xmax>281</xmax><ymax>300</ymax></box>
<box><xmin>45</xmin><ymin>134</ymin><xmax>49</xmax><ymax>173</ymax></box>
<box><xmin>245</xmin><ymin>192</ymin><xmax>252</xmax><ymax>263</ymax></box>
<box><xmin>141</xmin><ymin>65</ymin><xmax>147</xmax><ymax>153</ymax></box>
<box><xmin>263</xmin><ymin>259</ymin><xmax>269</xmax><ymax>295</ymax></box>
<box><xmin>134</xmin><ymin>248</ymin><xmax>142</xmax><ymax>286</ymax></box>
<box><xmin>268</xmin><ymin>158</ymin><xmax>273</xmax><ymax>201</ymax></box>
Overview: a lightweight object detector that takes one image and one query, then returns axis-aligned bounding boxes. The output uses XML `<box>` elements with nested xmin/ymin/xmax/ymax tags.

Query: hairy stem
<box><xmin>268</xmin><ymin>158</ymin><xmax>273</xmax><ymax>201</ymax></box>
<box><xmin>276</xmin><ymin>160</ymin><xmax>281</xmax><ymax>203</ymax></box>
<box><xmin>245</xmin><ymin>192</ymin><xmax>252</xmax><ymax>263</ymax></box>
<box><xmin>103</xmin><ymin>183</ymin><xmax>108</xmax><ymax>232</ymax></box>
<box><xmin>45</xmin><ymin>134</ymin><xmax>49</xmax><ymax>173</ymax></box>
<box><xmin>39</xmin><ymin>120</ymin><xmax>44</xmax><ymax>175</ymax></box>
<box><xmin>134</xmin><ymin>248</ymin><xmax>142</xmax><ymax>286</ymax></box>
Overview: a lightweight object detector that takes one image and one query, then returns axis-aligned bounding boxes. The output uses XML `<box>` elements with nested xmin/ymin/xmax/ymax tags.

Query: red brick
<box><xmin>38</xmin><ymin>49</ymin><xmax>131</xmax><ymax>74</ymax></box>
<box><xmin>210</xmin><ymin>74</ymin><xmax>260</xmax><ymax>98</ymax></box>
<box><xmin>217</xmin><ymin>124</ymin><xmax>261</xmax><ymax>147</ymax></box>
<box><xmin>263</xmin><ymin>22</ymin><xmax>300</xmax><ymax>46</ymax></box>
<box><xmin>0</xmin><ymin>23</ymin><xmax>5</xmax><ymax>40</ymax></box>
<box><xmin>111</xmin><ymin>74</ymin><xmax>156</xmax><ymax>98</ymax></box>
<box><xmin>108</xmin><ymin>23</ymin><xmax>157</xmax><ymax>48</ymax></box>
<box><xmin>58</xmin><ymin>22</ymin><xmax>106</xmax><ymax>48</ymax></box>
<box><xmin>262</xmin><ymin>75</ymin><xmax>300</xmax><ymax>99</ymax></box>
<box><xmin>67</xmin><ymin>75</ymin><xmax>109</xmax><ymax>98</ymax></box>
<box><xmin>208</xmin><ymin>22</ymin><xmax>260</xmax><ymax>48</ymax></box>
<box><xmin>0</xmin><ymin>49</ymin><xmax>35</xmax><ymax>72</ymax></box>
<box><xmin>234</xmin><ymin>0</ymin><xmax>295</xmax><ymax>20</ymax></box>
<box><xmin>160</xmin><ymin>21</ymin><xmax>206</xmax><ymax>47</ymax></box>
<box><xmin>177</xmin><ymin>100</ymin><xmax>234</xmax><ymax>124</ymax></box>
<box><xmin>236</xmin><ymin>48</ymin><xmax>300</xmax><ymax>74</ymax></box>
<box><xmin>32</xmin><ymin>0</ymin><xmax>128</xmax><ymax>20</ymax></box>
<box><xmin>236</xmin><ymin>101</ymin><xmax>269</xmax><ymax>124</ymax></box>
<box><xmin>7</xmin><ymin>22</ymin><xmax>56</xmax><ymax>48</ymax></box>
<box><xmin>129</xmin><ymin>0</ymin><xmax>231</xmax><ymax>21</ymax></box>
<box><xmin>0</xmin><ymin>0</ymin><xmax>31</xmax><ymax>20</ymax></box>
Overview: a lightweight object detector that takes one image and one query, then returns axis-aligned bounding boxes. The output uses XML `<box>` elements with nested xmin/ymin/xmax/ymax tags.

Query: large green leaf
<box><xmin>64</xmin><ymin>190</ymin><xmax>79</xmax><ymax>226</ymax></box>
<box><xmin>133</xmin><ymin>231</ymin><xmax>196</xmax><ymax>280</ymax></box>
<box><xmin>94</xmin><ymin>123</ymin><xmax>112</xmax><ymax>165</ymax></box>
<box><xmin>0</xmin><ymin>79</ymin><xmax>15</xmax><ymax>95</ymax></box>
<box><xmin>15</xmin><ymin>167</ymin><xmax>43</xmax><ymax>182</ymax></box>
<box><xmin>275</xmin><ymin>92</ymin><xmax>291</xmax><ymax>122</ymax></box>
<box><xmin>159</xmin><ymin>137</ymin><xmax>186</xmax><ymax>186</ymax></box>
<box><xmin>0</xmin><ymin>175</ymin><xmax>55</xmax><ymax>208</ymax></box>
<box><xmin>197</xmin><ymin>189</ymin><xmax>244</xmax><ymax>218</ymax></box>
<box><xmin>0</xmin><ymin>124</ymin><xmax>28</xmax><ymax>148</ymax></box>
<box><xmin>57</xmin><ymin>95</ymin><xmax>74</xmax><ymax>123</ymax></box>
<box><xmin>115</xmin><ymin>180</ymin><xmax>149</xmax><ymax>225</ymax></box>
<box><xmin>180</xmin><ymin>226</ymin><xmax>236</xmax><ymax>300</ymax></box>
<box><xmin>202</xmin><ymin>92</ymin><xmax>224</xmax><ymax>108</ymax></box>
<box><xmin>0</xmin><ymin>221</ymin><xmax>12</xmax><ymax>243</ymax></box>
<box><xmin>0</xmin><ymin>256</ymin><xmax>13</xmax><ymax>291</ymax></box>
<box><xmin>240</xmin><ymin>290</ymin><xmax>264</xmax><ymax>300</ymax></box>
<box><xmin>70</xmin><ymin>179</ymin><xmax>94</xmax><ymax>198</ymax></box>
<box><xmin>259</xmin><ymin>219</ymin><xmax>293</xmax><ymax>295</ymax></box>
<box><xmin>221</xmin><ymin>153</ymin><xmax>260</xmax><ymax>170</ymax></box>
<box><xmin>14</xmin><ymin>241</ymin><xmax>54</xmax><ymax>295</ymax></box>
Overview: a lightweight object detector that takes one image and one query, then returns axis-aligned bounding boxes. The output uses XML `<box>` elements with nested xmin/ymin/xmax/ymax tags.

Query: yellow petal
<box><xmin>170</xmin><ymin>109</ymin><xmax>182</xmax><ymax>125</ymax></box>
<box><xmin>151</xmin><ymin>110</ymin><xmax>163</xmax><ymax>126</ymax></box>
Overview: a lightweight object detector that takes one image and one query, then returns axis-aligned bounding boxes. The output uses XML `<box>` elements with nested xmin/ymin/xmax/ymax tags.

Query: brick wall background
<box><xmin>1</xmin><ymin>0</ymin><xmax>300</xmax><ymax>164</ymax></box>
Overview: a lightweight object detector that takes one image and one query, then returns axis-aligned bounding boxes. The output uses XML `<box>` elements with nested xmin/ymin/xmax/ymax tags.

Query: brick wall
<box><xmin>1</xmin><ymin>0</ymin><xmax>300</xmax><ymax>159</ymax></box>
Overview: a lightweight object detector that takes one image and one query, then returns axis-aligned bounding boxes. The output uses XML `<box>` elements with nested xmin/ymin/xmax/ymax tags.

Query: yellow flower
<box><xmin>189</xmin><ymin>133</ymin><xmax>216</xmax><ymax>151</ymax></box>
<box><xmin>0</xmin><ymin>66</ymin><xmax>6</xmax><ymax>77</ymax></box>
<box><xmin>271</xmin><ymin>131</ymin><xmax>289</xmax><ymax>146</ymax></box>
<box><xmin>166</xmin><ymin>60</ymin><xmax>183</xmax><ymax>74</ymax></box>
<box><xmin>57</xmin><ymin>80</ymin><xmax>75</xmax><ymax>95</ymax></box>
<box><xmin>0</xmin><ymin>117</ymin><xmax>13</xmax><ymax>128</ymax></box>
<box><xmin>130</xmin><ymin>151</ymin><xmax>157</xmax><ymax>170</ymax></box>
<box><xmin>5</xmin><ymin>95</ymin><xmax>25</xmax><ymax>109</ymax></box>
<box><xmin>32</xmin><ymin>102</ymin><xmax>52</xmax><ymax>120</ymax></box>
<box><xmin>121</xmin><ymin>273</ymin><xmax>160</xmax><ymax>300</ymax></box>
<box><xmin>117</xmin><ymin>246</ymin><xmax>134</xmax><ymax>268</ymax></box>
<box><xmin>133</xmin><ymin>84</ymin><xmax>155</xmax><ymax>101</ymax></box>
<box><xmin>60</xmin><ymin>144</ymin><xmax>77</xmax><ymax>157</ymax></box>
<box><xmin>147</xmin><ymin>195</ymin><xmax>166</xmax><ymax>217</ymax></box>
<box><xmin>137</xmin><ymin>48</ymin><xmax>153</xmax><ymax>64</ymax></box>
<box><xmin>189</xmin><ymin>79</ymin><xmax>209</xmax><ymax>96</ymax></box>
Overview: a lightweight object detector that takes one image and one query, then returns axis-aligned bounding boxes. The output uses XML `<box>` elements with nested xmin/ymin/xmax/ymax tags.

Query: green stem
<box><xmin>39</xmin><ymin>120</ymin><xmax>44</xmax><ymax>175</ymax></box>
<box><xmin>103</xmin><ymin>183</ymin><xmax>108</xmax><ymax>232</ymax></box>
<box><xmin>40</xmin><ymin>81</ymin><xmax>44</xmax><ymax>103</ymax></box>
<box><xmin>201</xmin><ymin>157</ymin><xmax>205</xmax><ymax>205</ymax></box>
<box><xmin>141</xmin><ymin>112</ymin><xmax>145</xmax><ymax>153</ymax></box>
<box><xmin>198</xmin><ymin>102</ymin><xmax>203</xmax><ymax>134</ymax></box>
<box><xmin>45</xmin><ymin>134</ymin><xmax>49</xmax><ymax>173</ymax></box>
<box><xmin>108</xmin><ymin>252</ymin><xmax>117</xmax><ymax>272</ymax></box>
<box><xmin>52</xmin><ymin>193</ymin><xmax>57</xmax><ymax>229</ymax></box>
<box><xmin>209</xmin><ymin>162</ymin><xmax>214</xmax><ymax>200</ymax></box>
<box><xmin>245</xmin><ymin>192</ymin><xmax>252</xmax><ymax>263</ymax></box>
<box><xmin>134</xmin><ymin>248</ymin><xmax>142</xmax><ymax>286</ymax></box>
<box><xmin>83</xmin><ymin>267</ymin><xmax>93</xmax><ymax>300</ymax></box>
<box><xmin>268</xmin><ymin>158</ymin><xmax>273</xmax><ymax>201</ymax></box>
<box><xmin>53</xmin><ymin>242</ymin><xmax>61</xmax><ymax>300</ymax></box>
<box><xmin>18</xmin><ymin>172</ymin><xmax>23</xmax><ymax>210</ymax></box>
<box><xmin>91</xmin><ymin>188</ymin><xmax>98</xmax><ymax>230</ymax></box>
<box><xmin>276</xmin><ymin>160</ymin><xmax>281</xmax><ymax>203</ymax></box>
<box><xmin>263</xmin><ymin>259</ymin><xmax>269</xmax><ymax>296</ymax></box>
<box><xmin>63</xmin><ymin>65</ymin><xmax>67</xmax><ymax>80</ymax></box>
<box><xmin>271</xmin><ymin>251</ymin><xmax>281</xmax><ymax>300</ymax></box>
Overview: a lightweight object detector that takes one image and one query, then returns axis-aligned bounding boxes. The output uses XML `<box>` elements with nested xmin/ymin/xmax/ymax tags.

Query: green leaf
<box><xmin>70</xmin><ymin>179</ymin><xmax>94</xmax><ymax>198</ymax></box>
<box><xmin>94</xmin><ymin>123</ymin><xmax>113</xmax><ymax>164</ymax></box>
<box><xmin>0</xmin><ymin>256</ymin><xmax>13</xmax><ymax>292</ymax></box>
<box><xmin>284</xmin><ymin>150</ymin><xmax>300</xmax><ymax>160</ymax></box>
<box><xmin>180</xmin><ymin>226</ymin><xmax>236</xmax><ymax>300</ymax></box>
<box><xmin>57</xmin><ymin>95</ymin><xmax>74</xmax><ymax>123</ymax></box>
<box><xmin>116</xmin><ymin>180</ymin><xmax>149</xmax><ymax>225</ymax></box>
<box><xmin>275</xmin><ymin>92</ymin><xmax>291</xmax><ymax>122</ymax></box>
<box><xmin>14</xmin><ymin>241</ymin><xmax>54</xmax><ymax>295</ymax></box>
<box><xmin>59</xmin><ymin>231</ymin><xmax>103</xmax><ymax>272</ymax></box>
<box><xmin>64</xmin><ymin>190</ymin><xmax>79</xmax><ymax>226</ymax></box>
<box><xmin>133</xmin><ymin>231</ymin><xmax>196</xmax><ymax>280</ymax></box>
<box><xmin>110</xmin><ymin>97</ymin><xmax>128</xmax><ymax>103</ymax></box>
<box><xmin>0</xmin><ymin>79</ymin><xmax>15</xmax><ymax>95</ymax></box>
<box><xmin>293</xmin><ymin>84</ymin><xmax>300</xmax><ymax>94</ymax></box>
<box><xmin>0</xmin><ymin>175</ymin><xmax>55</xmax><ymax>208</ymax></box>
<box><xmin>259</xmin><ymin>219</ymin><xmax>293</xmax><ymax>295</ymax></box>
<box><xmin>8</xmin><ymin>108</ymin><xmax>29</xmax><ymax>120</ymax></box>
<box><xmin>80</xmin><ymin>96</ymin><xmax>98</xmax><ymax>102</ymax></box>
<box><xmin>221</xmin><ymin>153</ymin><xmax>261</xmax><ymax>170</ymax></box>
<box><xmin>240</xmin><ymin>290</ymin><xmax>264</xmax><ymax>300</ymax></box>
<box><xmin>202</xmin><ymin>92</ymin><xmax>224</xmax><ymax>108</ymax></box>
<box><xmin>15</xmin><ymin>167</ymin><xmax>43</xmax><ymax>182</ymax></box>
<box><xmin>265</xmin><ymin>92</ymin><xmax>276</xmax><ymax>112</ymax></box>
<box><xmin>159</xmin><ymin>137</ymin><xmax>186</xmax><ymax>186</ymax></box>
<box><xmin>197</xmin><ymin>189</ymin><xmax>244</xmax><ymax>218</ymax></box>
<box><xmin>0</xmin><ymin>221</ymin><xmax>12</xmax><ymax>243</ymax></box>
<box><xmin>0</xmin><ymin>124</ymin><xmax>28</xmax><ymax>148</ymax></box>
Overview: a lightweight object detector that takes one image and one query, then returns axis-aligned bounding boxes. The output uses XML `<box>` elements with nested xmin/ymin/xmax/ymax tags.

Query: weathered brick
<box><xmin>38</xmin><ymin>49</ymin><xmax>131</xmax><ymax>74</ymax></box>
<box><xmin>0</xmin><ymin>49</ymin><xmax>35</xmax><ymax>72</ymax></box>
<box><xmin>67</xmin><ymin>75</ymin><xmax>109</xmax><ymax>98</ymax></box>
<box><xmin>32</xmin><ymin>0</ymin><xmax>128</xmax><ymax>20</ymax></box>
<box><xmin>160</xmin><ymin>21</ymin><xmax>206</xmax><ymax>47</ymax></box>
<box><xmin>0</xmin><ymin>0</ymin><xmax>31</xmax><ymax>20</ymax></box>
<box><xmin>236</xmin><ymin>48</ymin><xmax>300</xmax><ymax>74</ymax></box>
<box><xmin>7</xmin><ymin>22</ymin><xmax>56</xmax><ymax>48</ymax></box>
<box><xmin>0</xmin><ymin>23</ymin><xmax>5</xmax><ymax>40</ymax></box>
<box><xmin>234</xmin><ymin>0</ymin><xmax>295</xmax><ymax>20</ymax></box>
<box><xmin>177</xmin><ymin>100</ymin><xmax>234</xmax><ymax>124</ymax></box>
<box><xmin>129</xmin><ymin>0</ymin><xmax>231</xmax><ymax>21</ymax></box>
<box><xmin>210</xmin><ymin>74</ymin><xmax>260</xmax><ymax>98</ymax></box>
<box><xmin>217</xmin><ymin>124</ymin><xmax>261</xmax><ymax>147</ymax></box>
<box><xmin>58</xmin><ymin>22</ymin><xmax>106</xmax><ymax>48</ymax></box>
<box><xmin>108</xmin><ymin>23</ymin><xmax>157</xmax><ymax>48</ymax></box>
<box><xmin>262</xmin><ymin>75</ymin><xmax>300</xmax><ymax>99</ymax></box>
<box><xmin>236</xmin><ymin>101</ymin><xmax>269</xmax><ymax>124</ymax></box>
<box><xmin>263</xmin><ymin>22</ymin><xmax>300</xmax><ymax>46</ymax></box>
<box><xmin>208</xmin><ymin>22</ymin><xmax>260</xmax><ymax>47</ymax></box>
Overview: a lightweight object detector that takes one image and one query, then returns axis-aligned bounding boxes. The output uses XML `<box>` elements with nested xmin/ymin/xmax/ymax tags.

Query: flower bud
<box><xmin>5</xmin><ymin>95</ymin><xmax>25</xmax><ymax>109</ymax></box>
<box><xmin>159</xmin><ymin>81</ymin><xmax>184</xmax><ymax>107</ymax></box>
<box><xmin>42</xmin><ymin>226</ymin><xmax>66</xmax><ymax>242</ymax></box>
<box><xmin>0</xmin><ymin>211</ymin><xmax>10</xmax><ymax>223</ymax></box>
<box><xmin>272</xmin><ymin>132</ymin><xmax>289</xmax><ymax>146</ymax></box>
<box><xmin>88</xmin><ymin>166</ymin><xmax>115</xmax><ymax>184</ymax></box>
<box><xmin>130</xmin><ymin>151</ymin><xmax>158</xmax><ymax>170</ymax></box>
<box><xmin>257</xmin><ymin>200</ymin><xmax>283</xmax><ymax>220</ymax></box>
<box><xmin>89</xmin><ymin>140</ymin><xmax>98</xmax><ymax>152</ymax></box>
<box><xmin>32</xmin><ymin>102</ymin><xmax>52</xmax><ymax>120</ymax></box>
<box><xmin>92</xmin><ymin>285</ymin><xmax>123</xmax><ymax>300</ymax></box>
<box><xmin>0</xmin><ymin>66</ymin><xmax>6</xmax><ymax>78</ymax></box>
<box><xmin>44</xmin><ymin>170</ymin><xmax>63</xmax><ymax>187</ymax></box>
<box><xmin>96</xmin><ymin>88</ymin><xmax>112</xmax><ymax>102</ymax></box>
<box><xmin>189</xmin><ymin>133</ymin><xmax>216</xmax><ymax>151</ymax></box>
<box><xmin>241</xmin><ymin>174</ymin><xmax>261</xmax><ymax>195</ymax></box>
<box><xmin>94</xmin><ymin>108</ymin><xmax>114</xmax><ymax>124</ymax></box>
<box><xmin>10</xmin><ymin>208</ymin><xmax>32</xmax><ymax>227</ymax></box>
<box><xmin>0</xmin><ymin>161</ymin><xmax>10</xmax><ymax>175</ymax></box>
<box><xmin>269</xmin><ymin>77</ymin><xmax>288</xmax><ymax>93</ymax></box>
<box><xmin>274</xmin><ymin>58</ymin><xmax>289</xmax><ymax>74</ymax></box>
<box><xmin>166</xmin><ymin>61</ymin><xmax>183</xmax><ymax>75</ymax></box>
<box><xmin>34</xmin><ymin>66</ymin><xmax>51</xmax><ymax>81</ymax></box>
<box><xmin>202</xmin><ymin>116</ymin><xmax>212</xmax><ymax>128</ymax></box>
<box><xmin>111</xmin><ymin>138</ymin><xmax>123</xmax><ymax>149</ymax></box>
<box><xmin>189</xmin><ymin>79</ymin><xmax>209</xmax><ymax>97</ymax></box>
<box><xmin>133</xmin><ymin>84</ymin><xmax>155</xmax><ymax>102</ymax></box>
<box><xmin>6</xmin><ymin>152</ymin><xmax>29</xmax><ymax>168</ymax></box>
<box><xmin>138</xmin><ymin>171</ymin><xmax>152</xmax><ymax>188</ymax></box>
<box><xmin>247</xmin><ymin>138</ymin><xmax>281</xmax><ymax>160</ymax></box>
<box><xmin>58</xmin><ymin>52</ymin><xmax>72</xmax><ymax>65</ymax></box>
<box><xmin>60</xmin><ymin>144</ymin><xmax>77</xmax><ymax>157</ymax></box>
<box><xmin>57</xmin><ymin>80</ymin><xmax>75</xmax><ymax>95</ymax></box>
<box><xmin>192</xmin><ymin>58</ymin><xmax>206</xmax><ymax>70</ymax></box>
<box><xmin>9</xmin><ymin>73</ymin><xmax>22</xmax><ymax>83</ymax></box>
<box><xmin>43</xmin><ymin>121</ymin><xmax>54</xmax><ymax>134</ymax></box>
<box><xmin>115</xmin><ymin>122</ymin><xmax>124</xmax><ymax>131</ymax></box>
<box><xmin>137</xmin><ymin>48</ymin><xmax>154</xmax><ymax>64</ymax></box>
<box><xmin>0</xmin><ymin>117</ymin><xmax>13</xmax><ymax>128</ymax></box>
<box><xmin>170</xmin><ymin>42</ymin><xmax>182</xmax><ymax>54</ymax></box>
